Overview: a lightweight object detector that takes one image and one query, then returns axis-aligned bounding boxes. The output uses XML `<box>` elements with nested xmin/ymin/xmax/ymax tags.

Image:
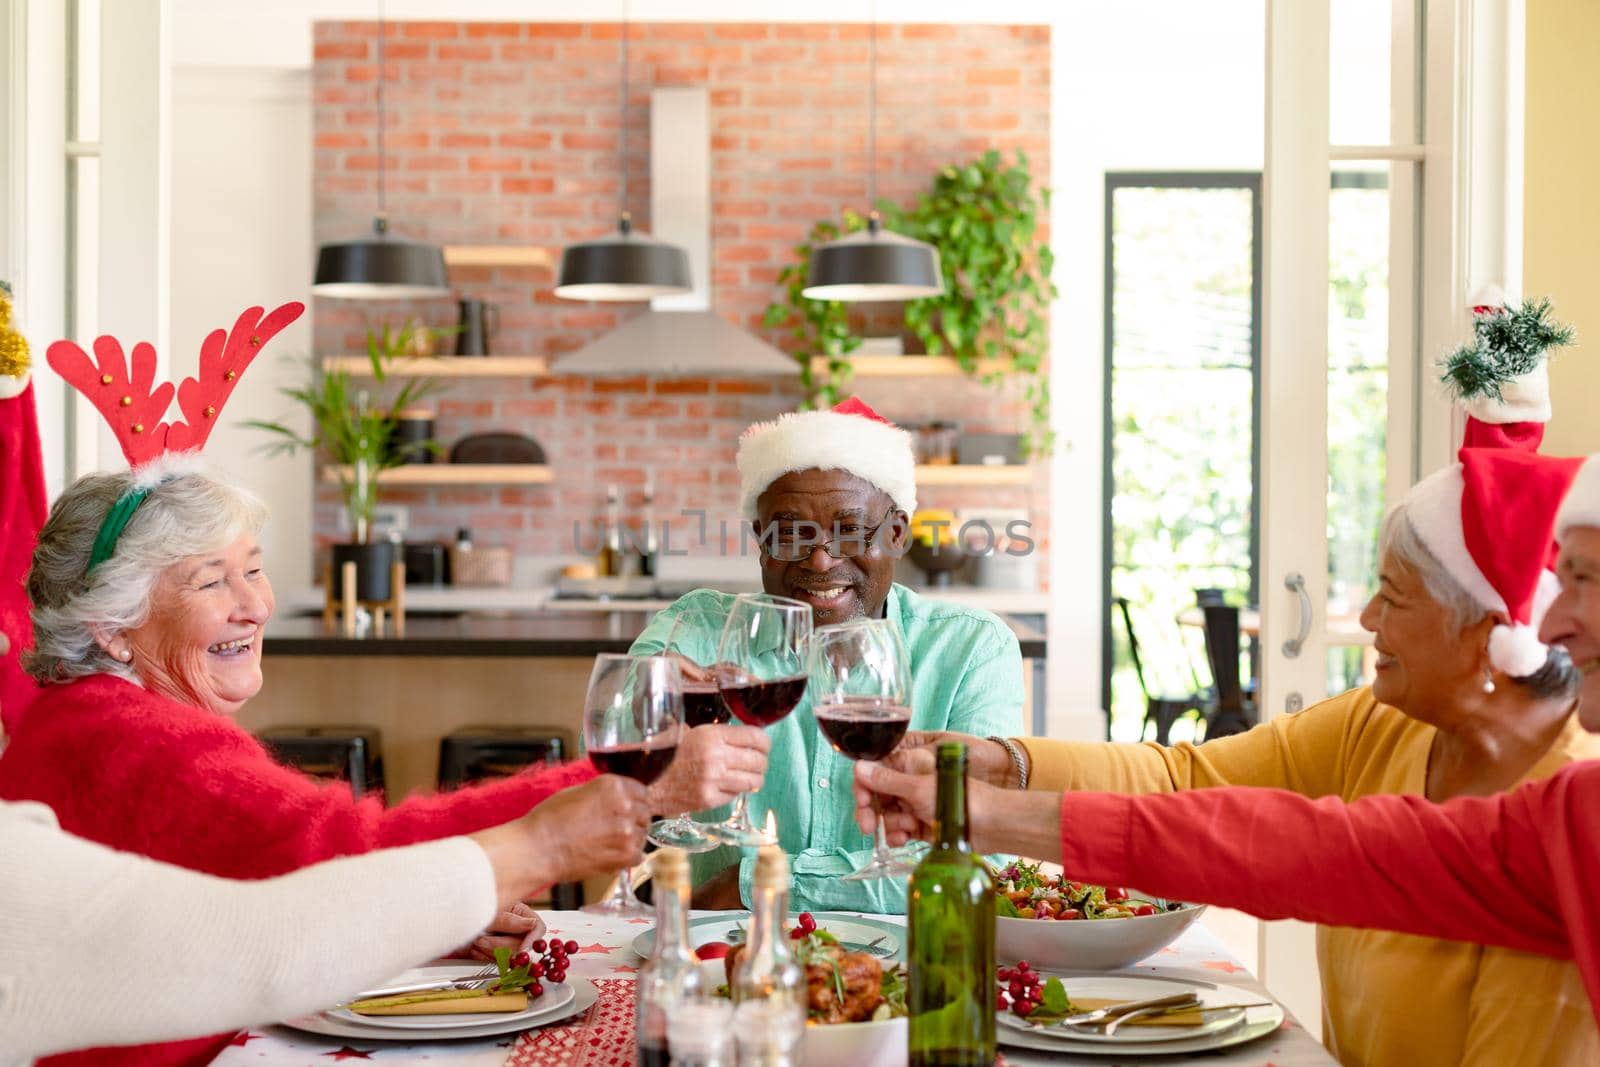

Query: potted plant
<box><xmin>247</xmin><ymin>323</ymin><xmax>444</xmax><ymax>603</ymax></box>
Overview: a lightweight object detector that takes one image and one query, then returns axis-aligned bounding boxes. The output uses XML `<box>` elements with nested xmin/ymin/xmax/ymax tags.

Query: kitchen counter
<box><xmin>265</xmin><ymin>610</ymin><xmax>1046</xmax><ymax>659</ymax></box>
<box><xmin>284</xmin><ymin>584</ymin><xmax>1052</xmax><ymax>617</ymax></box>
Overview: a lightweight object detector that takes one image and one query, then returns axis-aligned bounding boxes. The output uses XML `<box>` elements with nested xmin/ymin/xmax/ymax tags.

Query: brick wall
<box><xmin>310</xmin><ymin>20</ymin><xmax>1050</xmax><ymax>575</ymax></box>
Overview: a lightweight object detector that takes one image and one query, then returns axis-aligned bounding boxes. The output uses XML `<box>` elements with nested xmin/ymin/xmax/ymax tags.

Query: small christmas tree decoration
<box><xmin>1440</xmin><ymin>296</ymin><xmax>1574</xmax><ymax>415</ymax></box>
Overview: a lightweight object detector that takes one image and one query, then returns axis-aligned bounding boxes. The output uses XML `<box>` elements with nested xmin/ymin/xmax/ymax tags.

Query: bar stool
<box><xmin>258</xmin><ymin>725</ymin><xmax>385</xmax><ymax>800</ymax></box>
<box><xmin>438</xmin><ymin>726</ymin><xmax>580</xmax><ymax>909</ymax></box>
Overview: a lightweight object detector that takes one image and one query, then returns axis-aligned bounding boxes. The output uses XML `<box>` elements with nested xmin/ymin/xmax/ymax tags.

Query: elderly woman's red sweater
<box><xmin>0</xmin><ymin>673</ymin><xmax>599</xmax><ymax>1067</ymax></box>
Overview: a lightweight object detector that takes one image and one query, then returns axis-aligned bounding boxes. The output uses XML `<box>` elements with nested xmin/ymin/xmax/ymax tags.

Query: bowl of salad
<box><xmin>993</xmin><ymin>861</ymin><xmax>1206</xmax><ymax>971</ymax></box>
<box><xmin>700</xmin><ymin>914</ymin><xmax>908</xmax><ymax>1067</ymax></box>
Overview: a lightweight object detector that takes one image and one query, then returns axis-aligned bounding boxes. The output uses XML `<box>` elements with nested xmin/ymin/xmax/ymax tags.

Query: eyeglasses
<box><xmin>760</xmin><ymin>509</ymin><xmax>898</xmax><ymax>563</ymax></box>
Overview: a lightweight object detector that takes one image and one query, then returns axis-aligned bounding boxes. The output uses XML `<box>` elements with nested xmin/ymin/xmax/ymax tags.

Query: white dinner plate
<box><xmin>631</xmin><ymin>912</ymin><xmax>903</xmax><ymax>961</ymax></box>
<box><xmin>996</xmin><ymin>973</ymin><xmax>1285</xmax><ymax>1057</ymax></box>
<box><xmin>283</xmin><ymin>965</ymin><xmax>593</xmax><ymax>1042</ymax></box>
<box><xmin>327</xmin><ymin>978</ymin><xmax>575</xmax><ymax>1031</ymax></box>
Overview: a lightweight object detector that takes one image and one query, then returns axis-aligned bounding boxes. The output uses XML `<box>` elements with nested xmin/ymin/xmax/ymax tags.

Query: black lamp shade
<box><xmin>802</xmin><ymin>226</ymin><xmax>944</xmax><ymax>302</ymax></box>
<box><xmin>312</xmin><ymin>237</ymin><xmax>451</xmax><ymax>300</ymax></box>
<box><xmin>553</xmin><ymin>227</ymin><xmax>692</xmax><ymax>303</ymax></box>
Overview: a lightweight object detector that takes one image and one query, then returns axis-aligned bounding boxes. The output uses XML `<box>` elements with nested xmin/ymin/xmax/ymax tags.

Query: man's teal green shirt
<box><xmin>628</xmin><ymin>583</ymin><xmax>1024</xmax><ymax>914</ymax></box>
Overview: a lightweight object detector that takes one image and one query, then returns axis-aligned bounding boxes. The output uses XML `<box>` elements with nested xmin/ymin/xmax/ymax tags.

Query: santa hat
<box><xmin>737</xmin><ymin>396</ymin><xmax>917</xmax><ymax>520</ymax></box>
<box><xmin>0</xmin><ymin>283</ymin><xmax>48</xmax><ymax>719</ymax></box>
<box><xmin>1555</xmin><ymin>455</ymin><xmax>1600</xmax><ymax>539</ymax></box>
<box><xmin>1401</xmin><ymin>288</ymin><xmax>1581</xmax><ymax>677</ymax></box>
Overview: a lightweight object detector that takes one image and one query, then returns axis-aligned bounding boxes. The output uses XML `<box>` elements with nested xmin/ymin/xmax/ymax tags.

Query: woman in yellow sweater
<box><xmin>915</xmin><ymin>460</ymin><xmax>1598</xmax><ymax>1066</ymax></box>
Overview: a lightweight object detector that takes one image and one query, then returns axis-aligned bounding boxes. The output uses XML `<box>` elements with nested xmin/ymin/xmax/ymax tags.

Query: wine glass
<box><xmin>710</xmin><ymin>593</ymin><xmax>813</xmax><ymax>847</ymax></box>
<box><xmin>582</xmin><ymin>653</ymin><xmax>684</xmax><ymax>916</ymax></box>
<box><xmin>808</xmin><ymin>618</ymin><xmax>916</xmax><ymax>880</ymax></box>
<box><xmin>647</xmin><ymin>607</ymin><xmax>733</xmax><ymax>854</ymax></box>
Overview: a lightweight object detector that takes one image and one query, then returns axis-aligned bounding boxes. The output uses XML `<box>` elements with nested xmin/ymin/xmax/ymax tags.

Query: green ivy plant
<box><xmin>761</xmin><ymin>212</ymin><xmax>869</xmax><ymax>409</ymax></box>
<box><xmin>762</xmin><ymin>151</ymin><xmax>1056</xmax><ymax>455</ymax></box>
<box><xmin>245</xmin><ymin>322</ymin><xmax>447</xmax><ymax>542</ymax></box>
<box><xmin>896</xmin><ymin>149</ymin><xmax>1056</xmax><ymax>456</ymax></box>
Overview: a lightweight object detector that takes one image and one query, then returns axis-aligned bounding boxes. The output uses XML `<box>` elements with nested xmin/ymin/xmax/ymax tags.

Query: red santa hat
<box><xmin>737</xmin><ymin>396</ymin><xmax>917</xmax><ymax>520</ymax></box>
<box><xmin>1402</xmin><ymin>288</ymin><xmax>1580</xmax><ymax>677</ymax></box>
<box><xmin>1555</xmin><ymin>455</ymin><xmax>1600</xmax><ymax>539</ymax></box>
<box><xmin>0</xmin><ymin>283</ymin><xmax>48</xmax><ymax>718</ymax></box>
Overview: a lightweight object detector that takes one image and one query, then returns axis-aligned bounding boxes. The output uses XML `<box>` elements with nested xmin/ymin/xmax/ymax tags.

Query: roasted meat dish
<box><xmin>724</xmin><ymin>941</ymin><xmax>885</xmax><ymax>1023</ymax></box>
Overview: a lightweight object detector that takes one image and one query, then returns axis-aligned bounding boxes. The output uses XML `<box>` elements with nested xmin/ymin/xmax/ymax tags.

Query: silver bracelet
<box><xmin>987</xmin><ymin>736</ymin><xmax>1029</xmax><ymax>790</ymax></box>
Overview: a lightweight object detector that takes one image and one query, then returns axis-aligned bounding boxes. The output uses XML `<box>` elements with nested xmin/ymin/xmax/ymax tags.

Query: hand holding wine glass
<box><xmin>649</xmin><ymin>607</ymin><xmax>736</xmax><ymax>853</ymax></box>
<box><xmin>808</xmin><ymin>617</ymin><xmax>916</xmax><ymax>880</ymax></box>
<box><xmin>582</xmin><ymin>653</ymin><xmax>683</xmax><ymax>916</ymax></box>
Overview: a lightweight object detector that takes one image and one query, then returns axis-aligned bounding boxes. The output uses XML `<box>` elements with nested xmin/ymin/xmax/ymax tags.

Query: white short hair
<box><xmin>25</xmin><ymin>456</ymin><xmax>268</xmax><ymax>685</ymax></box>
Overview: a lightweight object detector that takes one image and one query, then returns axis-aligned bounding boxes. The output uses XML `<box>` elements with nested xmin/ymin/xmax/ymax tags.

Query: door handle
<box><xmin>1282</xmin><ymin>572</ymin><xmax>1312</xmax><ymax>658</ymax></box>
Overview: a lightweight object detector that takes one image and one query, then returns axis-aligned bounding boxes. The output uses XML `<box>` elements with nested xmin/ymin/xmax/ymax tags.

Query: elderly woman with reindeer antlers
<box><xmin>0</xmin><ymin>303</ymin><xmax>750</xmax><ymax>1067</ymax></box>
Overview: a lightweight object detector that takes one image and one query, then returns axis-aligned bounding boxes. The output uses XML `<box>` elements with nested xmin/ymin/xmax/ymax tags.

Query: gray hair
<box><xmin>1379</xmin><ymin>501</ymin><xmax>1580</xmax><ymax>698</ymax></box>
<box><xmin>24</xmin><ymin>461</ymin><xmax>268</xmax><ymax>685</ymax></box>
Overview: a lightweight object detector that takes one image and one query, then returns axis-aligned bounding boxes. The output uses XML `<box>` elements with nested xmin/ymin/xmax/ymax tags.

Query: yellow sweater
<box><xmin>1018</xmin><ymin>688</ymin><xmax>1600</xmax><ymax>1067</ymax></box>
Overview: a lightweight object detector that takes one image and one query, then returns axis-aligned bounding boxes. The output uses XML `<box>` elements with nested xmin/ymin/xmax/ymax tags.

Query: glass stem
<box><xmin>728</xmin><ymin>790</ymin><xmax>751</xmax><ymax>829</ymax></box>
<box><xmin>614</xmin><ymin>865</ymin><xmax>636</xmax><ymax>907</ymax></box>
<box><xmin>873</xmin><ymin>809</ymin><xmax>893</xmax><ymax>866</ymax></box>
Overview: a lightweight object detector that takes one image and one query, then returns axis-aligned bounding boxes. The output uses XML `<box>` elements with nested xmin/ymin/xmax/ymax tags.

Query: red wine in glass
<box><xmin>590</xmin><ymin>742</ymin><xmax>679</xmax><ymax>786</ymax></box>
<box><xmin>718</xmin><ymin>673</ymin><xmax>808</xmax><ymax>727</ymax></box>
<box><xmin>814</xmin><ymin>698</ymin><xmax>912</xmax><ymax>762</ymax></box>
<box><xmin>681</xmin><ymin>683</ymin><xmax>733</xmax><ymax>727</ymax></box>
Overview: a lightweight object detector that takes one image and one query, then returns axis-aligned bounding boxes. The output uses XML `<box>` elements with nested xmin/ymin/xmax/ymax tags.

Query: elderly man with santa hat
<box><xmin>631</xmin><ymin>396</ymin><xmax>1024</xmax><ymax>912</ymax></box>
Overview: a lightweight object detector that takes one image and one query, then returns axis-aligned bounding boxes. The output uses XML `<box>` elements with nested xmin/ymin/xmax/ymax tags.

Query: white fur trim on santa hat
<box><xmin>1557</xmin><ymin>455</ymin><xmax>1600</xmax><ymax>538</ymax></box>
<box><xmin>0</xmin><ymin>369</ymin><xmax>29</xmax><ymax>400</ymax></box>
<box><xmin>1462</xmin><ymin>361</ymin><xmax>1551</xmax><ymax>425</ymax></box>
<box><xmin>129</xmin><ymin>450</ymin><xmax>212</xmax><ymax>490</ymax></box>
<box><xmin>1403</xmin><ymin>465</ymin><xmax>1508</xmax><ymax>616</ymax></box>
<box><xmin>737</xmin><ymin>409</ymin><xmax>917</xmax><ymax>520</ymax></box>
<box><xmin>1406</xmin><ymin>464</ymin><xmax>1556</xmax><ymax>676</ymax></box>
<box><xmin>1489</xmin><ymin>623</ymin><xmax>1550</xmax><ymax>677</ymax></box>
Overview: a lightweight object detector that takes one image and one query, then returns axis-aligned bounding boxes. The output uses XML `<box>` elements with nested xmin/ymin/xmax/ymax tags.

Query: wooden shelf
<box><xmin>444</xmin><ymin>245</ymin><xmax>553</xmax><ymax>270</ymax></box>
<box><xmin>914</xmin><ymin>464</ymin><xmax>1032</xmax><ymax>487</ymax></box>
<box><xmin>321</xmin><ymin>356</ymin><xmax>549</xmax><ymax>378</ymax></box>
<box><xmin>811</xmin><ymin>355</ymin><xmax>1009</xmax><ymax>377</ymax></box>
<box><xmin>320</xmin><ymin>465</ymin><xmax>554</xmax><ymax>487</ymax></box>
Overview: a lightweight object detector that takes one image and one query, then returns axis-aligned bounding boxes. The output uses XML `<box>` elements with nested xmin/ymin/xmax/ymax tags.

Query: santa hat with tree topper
<box><xmin>1402</xmin><ymin>287</ymin><xmax>1581</xmax><ymax>678</ymax></box>
<box><xmin>43</xmin><ymin>301</ymin><xmax>304</xmax><ymax>574</ymax></box>
<box><xmin>737</xmin><ymin>395</ymin><xmax>917</xmax><ymax>521</ymax></box>
<box><xmin>0</xmin><ymin>282</ymin><xmax>49</xmax><ymax>717</ymax></box>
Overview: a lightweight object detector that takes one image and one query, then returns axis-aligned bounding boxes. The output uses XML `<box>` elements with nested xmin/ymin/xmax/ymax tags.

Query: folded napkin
<box><xmin>1070</xmin><ymin>997</ymin><xmax>1207</xmax><ymax>1028</ymax></box>
<box><xmin>350</xmin><ymin>990</ymin><xmax>529</xmax><ymax>1016</ymax></box>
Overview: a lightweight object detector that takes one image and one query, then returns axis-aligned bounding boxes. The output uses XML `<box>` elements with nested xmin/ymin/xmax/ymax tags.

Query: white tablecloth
<box><xmin>209</xmin><ymin>912</ymin><xmax>1336</xmax><ymax>1066</ymax></box>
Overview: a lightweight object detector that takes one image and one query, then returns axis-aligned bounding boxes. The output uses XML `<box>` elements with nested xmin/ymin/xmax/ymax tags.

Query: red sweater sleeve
<box><xmin>1056</xmin><ymin>767</ymin><xmax>1600</xmax><ymax>964</ymax></box>
<box><xmin>0</xmin><ymin>676</ymin><xmax>598</xmax><ymax>880</ymax></box>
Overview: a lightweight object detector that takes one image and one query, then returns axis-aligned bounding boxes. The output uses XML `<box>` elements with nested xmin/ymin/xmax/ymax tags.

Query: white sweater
<box><xmin>0</xmin><ymin>800</ymin><xmax>498</xmax><ymax>1063</ymax></box>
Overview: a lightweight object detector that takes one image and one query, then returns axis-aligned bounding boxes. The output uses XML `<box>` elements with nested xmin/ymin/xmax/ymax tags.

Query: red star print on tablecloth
<box><xmin>571</xmin><ymin>942</ymin><xmax>612</xmax><ymax>955</ymax></box>
<box><xmin>1202</xmin><ymin>959</ymin><xmax>1247</xmax><ymax>974</ymax></box>
<box><xmin>321</xmin><ymin>1047</ymin><xmax>374</xmax><ymax>1060</ymax></box>
<box><xmin>624</xmin><ymin>917</ymin><xmax>653</xmax><ymax>925</ymax></box>
<box><xmin>613</xmin><ymin>964</ymin><xmax>639</xmax><ymax>974</ymax></box>
<box><xmin>226</xmin><ymin>1032</ymin><xmax>261</xmax><ymax>1046</ymax></box>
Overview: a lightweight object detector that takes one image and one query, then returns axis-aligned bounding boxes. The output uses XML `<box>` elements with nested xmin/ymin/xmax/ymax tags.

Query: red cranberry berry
<box><xmin>510</xmin><ymin>951</ymin><xmax>531</xmax><ymax>970</ymax></box>
<box><xmin>530</xmin><ymin>939</ymin><xmax>547</xmax><ymax>953</ymax></box>
<box><xmin>564</xmin><ymin>940</ymin><xmax>579</xmax><ymax>954</ymax></box>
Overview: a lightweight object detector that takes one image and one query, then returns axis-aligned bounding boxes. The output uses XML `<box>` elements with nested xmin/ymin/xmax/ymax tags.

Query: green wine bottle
<box><xmin>908</xmin><ymin>742</ymin><xmax>996</xmax><ymax>1067</ymax></box>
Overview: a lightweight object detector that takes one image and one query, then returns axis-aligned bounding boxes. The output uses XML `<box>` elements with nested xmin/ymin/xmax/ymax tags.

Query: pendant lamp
<box><xmin>554</xmin><ymin>9</ymin><xmax>692</xmax><ymax>302</ymax></box>
<box><xmin>312</xmin><ymin>0</ymin><xmax>449</xmax><ymax>300</ymax></box>
<box><xmin>801</xmin><ymin>20</ymin><xmax>943</xmax><ymax>303</ymax></box>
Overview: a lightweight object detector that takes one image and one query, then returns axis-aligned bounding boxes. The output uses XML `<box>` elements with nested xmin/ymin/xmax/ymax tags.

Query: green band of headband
<box><xmin>87</xmin><ymin>488</ymin><xmax>153</xmax><ymax>573</ymax></box>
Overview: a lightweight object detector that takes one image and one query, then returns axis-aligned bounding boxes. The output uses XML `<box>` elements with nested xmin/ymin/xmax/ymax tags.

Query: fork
<box><xmin>1058</xmin><ymin>992</ymin><xmax>1200</xmax><ymax>1029</ymax></box>
<box><xmin>1100</xmin><ymin>999</ymin><xmax>1269</xmax><ymax>1036</ymax></box>
<box><xmin>352</xmin><ymin>964</ymin><xmax>499</xmax><ymax>1001</ymax></box>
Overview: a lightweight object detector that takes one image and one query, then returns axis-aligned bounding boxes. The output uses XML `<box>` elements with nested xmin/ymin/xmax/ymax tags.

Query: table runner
<box><xmin>208</xmin><ymin>912</ymin><xmax>1335</xmax><ymax>1066</ymax></box>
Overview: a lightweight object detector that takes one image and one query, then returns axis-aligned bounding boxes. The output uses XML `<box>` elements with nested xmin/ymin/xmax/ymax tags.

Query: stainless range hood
<box><xmin>556</xmin><ymin>88</ymin><xmax>797</xmax><ymax>377</ymax></box>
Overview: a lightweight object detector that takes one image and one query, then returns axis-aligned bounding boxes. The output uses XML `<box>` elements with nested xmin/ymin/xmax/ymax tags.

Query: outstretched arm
<box><xmin>856</xmin><ymin>759</ymin><xmax>1591</xmax><ymax>962</ymax></box>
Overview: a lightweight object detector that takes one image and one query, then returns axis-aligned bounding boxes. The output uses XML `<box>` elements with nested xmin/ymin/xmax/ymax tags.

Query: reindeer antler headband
<box><xmin>47</xmin><ymin>301</ymin><xmax>305</xmax><ymax>572</ymax></box>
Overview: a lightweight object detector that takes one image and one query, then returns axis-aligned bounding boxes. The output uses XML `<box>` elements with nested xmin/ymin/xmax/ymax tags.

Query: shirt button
<box><xmin>817</xmin><ymin>777</ymin><xmax>830</xmax><ymax>789</ymax></box>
